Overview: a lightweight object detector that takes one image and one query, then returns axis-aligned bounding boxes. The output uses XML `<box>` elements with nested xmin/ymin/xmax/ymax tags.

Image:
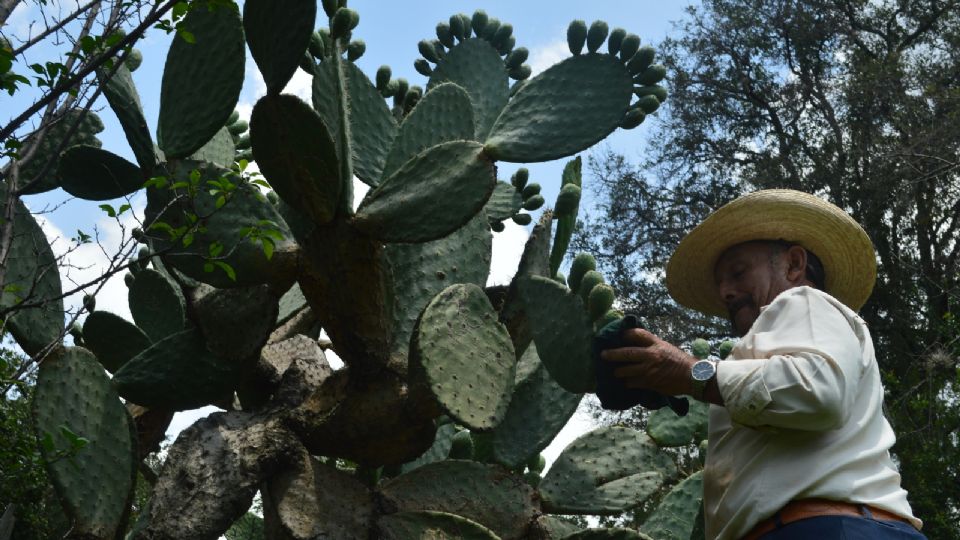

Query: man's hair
<box><xmin>767</xmin><ymin>240</ymin><xmax>826</xmax><ymax>290</ymax></box>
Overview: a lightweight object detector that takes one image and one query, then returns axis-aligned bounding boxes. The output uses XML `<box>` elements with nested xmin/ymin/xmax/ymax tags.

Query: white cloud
<box><xmin>528</xmin><ymin>39</ymin><xmax>570</xmax><ymax>76</ymax></box>
<box><xmin>487</xmin><ymin>219</ymin><xmax>529</xmax><ymax>286</ymax></box>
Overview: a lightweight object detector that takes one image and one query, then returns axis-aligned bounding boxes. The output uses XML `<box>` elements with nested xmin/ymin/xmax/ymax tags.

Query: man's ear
<box><xmin>785</xmin><ymin>245</ymin><xmax>808</xmax><ymax>284</ymax></box>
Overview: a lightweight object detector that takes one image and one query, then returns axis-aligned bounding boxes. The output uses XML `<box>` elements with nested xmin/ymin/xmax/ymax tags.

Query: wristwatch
<box><xmin>690</xmin><ymin>359</ymin><xmax>718</xmax><ymax>400</ymax></box>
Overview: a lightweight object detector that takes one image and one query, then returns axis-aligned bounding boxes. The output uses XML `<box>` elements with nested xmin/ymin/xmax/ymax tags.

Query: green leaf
<box><xmin>213</xmin><ymin>261</ymin><xmax>236</xmax><ymax>281</ymax></box>
<box><xmin>99</xmin><ymin>204</ymin><xmax>116</xmax><ymax>218</ymax></box>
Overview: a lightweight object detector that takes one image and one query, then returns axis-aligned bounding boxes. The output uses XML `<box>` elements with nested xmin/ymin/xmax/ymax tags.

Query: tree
<box><xmin>1</xmin><ymin>1</ymin><xmax>701</xmax><ymax>538</ymax></box>
<box><xmin>579</xmin><ymin>0</ymin><xmax>960</xmax><ymax>536</ymax></box>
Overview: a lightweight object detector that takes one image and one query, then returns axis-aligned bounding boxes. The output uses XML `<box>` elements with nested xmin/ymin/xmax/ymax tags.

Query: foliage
<box><xmin>578</xmin><ymin>0</ymin><xmax>960</xmax><ymax>536</ymax></box>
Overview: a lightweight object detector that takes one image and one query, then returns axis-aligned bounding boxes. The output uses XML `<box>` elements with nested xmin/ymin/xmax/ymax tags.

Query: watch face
<box><xmin>692</xmin><ymin>360</ymin><xmax>716</xmax><ymax>382</ymax></box>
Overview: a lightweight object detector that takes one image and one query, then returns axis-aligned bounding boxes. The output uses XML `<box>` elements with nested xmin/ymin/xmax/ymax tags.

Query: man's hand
<box><xmin>600</xmin><ymin>328</ymin><xmax>698</xmax><ymax>397</ymax></box>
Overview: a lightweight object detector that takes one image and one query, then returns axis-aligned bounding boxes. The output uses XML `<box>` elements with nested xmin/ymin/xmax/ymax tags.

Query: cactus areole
<box><xmin>17</xmin><ymin>7</ymin><xmax>676</xmax><ymax>539</ymax></box>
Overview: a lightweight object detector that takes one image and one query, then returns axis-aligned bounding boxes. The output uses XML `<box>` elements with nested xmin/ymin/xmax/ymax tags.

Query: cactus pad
<box><xmin>112</xmin><ymin>328</ymin><xmax>239</xmax><ymax>410</ymax></box>
<box><xmin>484</xmin><ymin>54</ymin><xmax>633</xmax><ymax>162</ymax></box>
<box><xmin>250</xmin><ymin>94</ymin><xmax>341</xmax><ymax>224</ymax></box>
<box><xmin>189</xmin><ymin>126</ymin><xmax>236</xmax><ymax>167</ymax></box>
<box><xmin>17</xmin><ymin>110</ymin><xmax>104</xmax><ymax>195</ymax></box>
<box><xmin>428</xmin><ymin>38</ymin><xmax>509</xmax><ymax>140</ymax></box>
<box><xmin>32</xmin><ymin>347</ymin><xmax>136</xmax><ymax>538</ymax></box>
<box><xmin>57</xmin><ymin>145</ymin><xmax>144</xmax><ymax>200</ymax></box>
<box><xmin>517</xmin><ymin>275</ymin><xmax>595</xmax><ymax>393</ymax></box>
<box><xmin>82</xmin><ymin>311</ymin><xmax>151</xmax><ymax>372</ymax></box>
<box><xmin>353</xmin><ymin>141</ymin><xmax>495</xmax><ymax>243</ymax></box>
<box><xmin>243</xmin><ymin>0</ymin><xmax>315</xmax><ymax>95</ymax></box>
<box><xmin>638</xmin><ymin>471</ymin><xmax>704</xmax><ymax>540</ymax></box>
<box><xmin>646</xmin><ymin>400</ymin><xmax>709</xmax><ymax>447</ymax></box>
<box><xmin>491</xmin><ymin>347</ymin><xmax>582</xmax><ymax>468</ymax></box>
<box><xmin>378</xmin><ymin>511</ymin><xmax>501</xmax><ymax>540</ymax></box>
<box><xmin>128</xmin><ymin>268</ymin><xmax>185</xmax><ymax>341</ymax></box>
<box><xmin>192</xmin><ymin>284</ymin><xmax>279</xmax><ymax>363</ymax></box>
<box><xmin>484</xmin><ymin>181</ymin><xmax>523</xmax><ymax>222</ymax></box>
<box><xmin>380</xmin><ymin>82</ymin><xmax>475</xmax><ymax>181</ymax></box>
<box><xmin>550</xmin><ymin>157</ymin><xmax>583</xmax><ymax>275</ymax></box>
<box><xmin>379</xmin><ymin>460</ymin><xmax>537</xmax><ymax>539</ymax></box>
<box><xmin>399</xmin><ymin>423</ymin><xmax>457</xmax><ymax>474</ymax></box>
<box><xmin>540</xmin><ymin>427</ymin><xmax>675</xmax><ymax>514</ymax></box>
<box><xmin>415</xmin><ymin>283</ymin><xmax>516</xmax><ymax>430</ymax></box>
<box><xmin>158</xmin><ymin>0</ymin><xmax>245</xmax><ymax>158</ymax></box>
<box><xmin>98</xmin><ymin>64</ymin><xmax>157</xmax><ymax>169</ymax></box>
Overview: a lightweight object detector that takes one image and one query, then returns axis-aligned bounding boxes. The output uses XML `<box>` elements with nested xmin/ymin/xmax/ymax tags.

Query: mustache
<box><xmin>726</xmin><ymin>297</ymin><xmax>755</xmax><ymax>319</ymax></box>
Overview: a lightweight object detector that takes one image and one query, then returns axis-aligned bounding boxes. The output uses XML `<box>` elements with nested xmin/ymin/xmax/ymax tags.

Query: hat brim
<box><xmin>666</xmin><ymin>189</ymin><xmax>877</xmax><ymax>317</ymax></box>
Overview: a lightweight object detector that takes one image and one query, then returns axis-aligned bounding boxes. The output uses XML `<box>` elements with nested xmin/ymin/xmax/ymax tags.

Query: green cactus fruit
<box><xmin>317</xmin><ymin>27</ymin><xmax>333</xmax><ymax>53</ymax></box>
<box><xmin>632</xmin><ymin>45</ymin><xmax>656</xmax><ymax>72</ymax></box>
<box><xmin>414</xmin><ymin>58</ymin><xmax>432</xmax><ymax>76</ymax></box>
<box><xmin>68</xmin><ymin>322</ymin><xmax>83</xmax><ymax>342</ymax></box>
<box><xmin>588</xmin><ymin>284</ymin><xmax>615</xmax><ymax>322</ymax></box>
<box><xmin>555</xmin><ymin>183</ymin><xmax>582</xmax><ymax>214</ymax></box>
<box><xmin>491</xmin><ymin>220</ymin><xmax>506</xmax><ymax>233</ymax></box>
<box><xmin>512</xmin><ymin>213</ymin><xmax>532</xmax><ymax>226</ymax></box>
<box><xmin>690</xmin><ymin>338</ymin><xmax>711</xmax><ymax>359</ymax></box>
<box><xmin>607</xmin><ymin>27</ymin><xmax>626</xmax><ymax>55</ymax></box>
<box><xmin>719</xmin><ymin>339</ymin><xmax>736</xmax><ymax>359</ymax></box>
<box><xmin>523</xmin><ymin>194</ymin><xmax>545</xmax><ymax>211</ymax></box>
<box><xmin>243</xmin><ymin>0</ymin><xmax>316</xmax><ymax>95</ymax></box>
<box><xmin>448</xmin><ymin>13</ymin><xmax>464</xmax><ymax>39</ymax></box>
<box><xmin>567</xmin><ymin>253</ymin><xmax>597</xmax><ymax>293</ymax></box>
<box><xmin>235</xmin><ymin>133</ymin><xmax>251</xmax><ymax>150</ymax></box>
<box><xmin>330</xmin><ymin>8</ymin><xmax>359</xmax><ymax>39</ymax></box>
<box><xmin>508</xmin><ymin>64</ymin><xmax>532</xmax><ymax>81</ymax></box>
<box><xmin>620</xmin><ymin>108</ymin><xmax>646</xmax><ymax>129</ymax></box>
<box><xmin>578</xmin><ymin>271</ymin><xmax>604</xmax><ymax>305</ymax></box>
<box><xmin>448</xmin><ymin>430</ymin><xmax>475</xmax><ymax>459</ymax></box>
<box><xmin>524</xmin><ymin>470</ymin><xmax>542</xmax><ymax>488</ymax></box>
<box><xmin>321</xmin><ymin>0</ymin><xmax>338</xmax><ymax>17</ymax></box>
<box><xmin>458</xmin><ymin>13</ymin><xmax>473</xmax><ymax>38</ymax></box>
<box><xmin>505</xmin><ymin>47</ymin><xmax>528</xmax><ymax>69</ymax></box>
<box><xmin>634</xmin><ymin>84</ymin><xmax>668</xmax><ymax>103</ymax></box>
<box><xmin>395</xmin><ymin>78</ymin><xmax>409</xmax><ymax>99</ymax></box>
<box><xmin>512</xmin><ymin>168</ymin><xmax>529</xmax><ymax>190</ymax></box>
<box><xmin>527</xmin><ymin>453</ymin><xmax>546</xmax><ymax>474</ymax></box>
<box><xmin>636</xmin><ymin>94</ymin><xmax>660</xmax><ymax>114</ymax></box>
<box><xmin>619</xmin><ymin>33</ymin><xmax>641</xmax><ymax>62</ymax></box>
<box><xmin>347</xmin><ymin>39</ymin><xmax>365</xmax><ymax>61</ymax></box>
<box><xmin>266</xmin><ymin>190</ymin><xmax>280</xmax><ymax>205</ymax></box>
<box><xmin>227</xmin><ymin>119</ymin><xmax>248</xmax><ymax>136</ymax></box>
<box><xmin>471</xmin><ymin>10</ymin><xmax>488</xmax><ymax>35</ymax></box>
<box><xmin>418</xmin><ymin>39</ymin><xmax>440</xmax><ymax>63</ymax></box>
<box><xmin>403</xmin><ymin>85</ymin><xmax>422</xmax><ymax>112</ymax></box>
<box><xmin>136</xmin><ymin>246</ymin><xmax>152</xmax><ymax>267</ymax></box>
<box><xmin>375</xmin><ymin>65</ymin><xmax>391</xmax><ymax>90</ymax></box>
<box><xmin>124</xmin><ymin>272</ymin><xmax>135</xmax><ymax>287</ymax></box>
<box><xmin>481</xmin><ymin>18</ymin><xmax>500</xmax><ymax>41</ymax></box>
<box><xmin>699</xmin><ymin>439</ymin><xmax>709</xmax><ymax>466</ymax></box>
<box><xmin>125</xmin><ymin>48</ymin><xmax>143</xmax><ymax>71</ymax></box>
<box><xmin>435</xmin><ymin>22</ymin><xmax>454</xmax><ymax>48</ymax></box>
<box><xmin>521</xmin><ymin>182</ymin><xmax>541</xmax><ymax>199</ymax></box>
<box><xmin>636</xmin><ymin>64</ymin><xmax>667</xmax><ymax>85</ymax></box>
<box><xmin>492</xmin><ymin>23</ymin><xmax>513</xmax><ymax>50</ymax></box>
<box><xmin>227</xmin><ymin>110</ymin><xmax>240</xmax><ymax>125</ymax></box>
<box><xmin>567</xmin><ymin>19</ymin><xmax>588</xmax><ymax>55</ymax></box>
<box><xmin>586</xmin><ymin>20</ymin><xmax>609</xmax><ymax>53</ymax></box>
<box><xmin>597</xmin><ymin>309</ymin><xmax>624</xmax><ymax>329</ymax></box>
<box><xmin>83</xmin><ymin>294</ymin><xmax>96</xmax><ymax>312</ymax></box>
<box><xmin>309</xmin><ymin>31</ymin><xmax>326</xmax><ymax>57</ymax></box>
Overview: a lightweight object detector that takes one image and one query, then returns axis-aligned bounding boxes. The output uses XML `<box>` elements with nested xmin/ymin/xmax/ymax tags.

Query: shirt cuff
<box><xmin>716</xmin><ymin>359</ymin><xmax>772</xmax><ymax>426</ymax></box>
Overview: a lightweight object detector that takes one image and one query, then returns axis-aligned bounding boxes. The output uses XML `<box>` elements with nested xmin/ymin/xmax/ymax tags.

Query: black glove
<box><xmin>593</xmin><ymin>314</ymin><xmax>689</xmax><ymax>415</ymax></box>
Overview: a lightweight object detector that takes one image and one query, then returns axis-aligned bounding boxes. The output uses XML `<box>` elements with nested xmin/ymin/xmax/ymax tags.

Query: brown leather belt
<box><xmin>741</xmin><ymin>498</ymin><xmax>915</xmax><ymax>540</ymax></box>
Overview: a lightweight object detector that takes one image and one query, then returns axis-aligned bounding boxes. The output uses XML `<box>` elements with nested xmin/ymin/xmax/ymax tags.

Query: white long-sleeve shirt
<box><xmin>704</xmin><ymin>286</ymin><xmax>921</xmax><ymax>540</ymax></box>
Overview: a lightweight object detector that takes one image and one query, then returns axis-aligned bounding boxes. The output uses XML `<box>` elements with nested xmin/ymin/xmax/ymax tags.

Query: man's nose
<box><xmin>717</xmin><ymin>279</ymin><xmax>737</xmax><ymax>303</ymax></box>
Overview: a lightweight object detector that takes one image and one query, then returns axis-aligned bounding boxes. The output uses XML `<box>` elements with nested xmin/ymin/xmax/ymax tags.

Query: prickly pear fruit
<box><xmin>691</xmin><ymin>338</ymin><xmax>711</xmax><ymax>359</ymax></box>
<box><xmin>491</xmin><ymin>220</ymin><xmax>505</xmax><ymax>233</ymax></box>
<box><xmin>636</xmin><ymin>94</ymin><xmax>660</xmax><ymax>114</ymax></box>
<box><xmin>492</xmin><ymin>23</ymin><xmax>513</xmax><ymax>50</ymax></box>
<box><xmin>436</xmin><ymin>22</ymin><xmax>454</xmax><ymax>48</ymax></box>
<box><xmin>719</xmin><ymin>339</ymin><xmax>735</xmax><ymax>359</ymax></box>
<box><xmin>471</xmin><ymin>10</ymin><xmax>488</xmax><ymax>35</ymax></box>
<box><xmin>588</xmin><ymin>284</ymin><xmax>615</xmax><ymax>322</ymax></box>
<box><xmin>83</xmin><ymin>294</ymin><xmax>96</xmax><ymax>312</ymax></box>
<box><xmin>330</xmin><ymin>8</ymin><xmax>359</xmax><ymax>40</ymax></box>
<box><xmin>521</xmin><ymin>183</ymin><xmax>541</xmax><ymax>199</ymax></box>
<box><xmin>636</xmin><ymin>64</ymin><xmax>667</xmax><ymax>85</ymax></box>
<box><xmin>508</xmin><ymin>64</ymin><xmax>531</xmax><ymax>81</ymax></box>
<box><xmin>620</xmin><ymin>108</ymin><xmax>646</xmax><ymax>129</ymax></box>
<box><xmin>505</xmin><ymin>47</ymin><xmax>529</xmax><ymax>69</ymax></box>
<box><xmin>418</xmin><ymin>39</ymin><xmax>440</xmax><ymax>63</ymax></box>
<box><xmin>633</xmin><ymin>45</ymin><xmax>656</xmax><ymax>72</ymax></box>
<box><xmin>69</xmin><ymin>322</ymin><xmax>83</xmax><ymax>343</ymax></box>
<box><xmin>448</xmin><ymin>13</ymin><xmax>464</xmax><ymax>39</ymax></box>
<box><xmin>527</xmin><ymin>453</ymin><xmax>546</xmax><ymax>474</ymax></box>
<box><xmin>578</xmin><ymin>271</ymin><xmax>604</xmax><ymax>305</ymax></box>
<box><xmin>266</xmin><ymin>191</ymin><xmax>280</xmax><ymax>205</ymax></box>
<box><xmin>481</xmin><ymin>18</ymin><xmax>500</xmax><ymax>41</ymax></box>
<box><xmin>608</xmin><ymin>27</ymin><xmax>626</xmax><ymax>55</ymax></box>
<box><xmin>512</xmin><ymin>213</ymin><xmax>532</xmax><ymax>226</ymax></box>
<box><xmin>555</xmin><ymin>184</ymin><xmax>581</xmax><ymax>215</ymax></box>
<box><xmin>698</xmin><ymin>439</ymin><xmax>709</xmax><ymax>466</ymax></box>
<box><xmin>568</xmin><ymin>253</ymin><xmax>597</xmax><ymax>293</ymax></box>
<box><xmin>511</xmin><ymin>168</ymin><xmax>529</xmax><ymax>190</ymax></box>
<box><xmin>375</xmin><ymin>65</ymin><xmax>391</xmax><ymax>90</ymax></box>
<box><xmin>321</xmin><ymin>0</ymin><xmax>338</xmax><ymax>17</ymax></box>
<box><xmin>228</xmin><ymin>120</ymin><xmax>248</xmax><ymax>136</ymax></box>
<box><xmin>619</xmin><ymin>34</ymin><xmax>641</xmax><ymax>62</ymax></box>
<box><xmin>524</xmin><ymin>470</ymin><xmax>541</xmax><ymax>488</ymax></box>
<box><xmin>125</xmin><ymin>48</ymin><xmax>143</xmax><ymax>72</ymax></box>
<box><xmin>414</xmin><ymin>58</ymin><xmax>432</xmax><ymax>76</ymax></box>
<box><xmin>124</xmin><ymin>273</ymin><xmax>135</xmax><ymax>287</ymax></box>
<box><xmin>347</xmin><ymin>39</ymin><xmax>365</xmax><ymax>61</ymax></box>
<box><xmin>132</xmin><ymin>227</ymin><xmax>144</xmax><ymax>242</ymax></box>
<box><xmin>522</xmin><ymin>194</ymin><xmax>545</xmax><ymax>211</ymax></box>
<box><xmin>597</xmin><ymin>309</ymin><xmax>624</xmax><ymax>329</ymax></box>
<box><xmin>634</xmin><ymin>84</ymin><xmax>668</xmax><ymax>103</ymax></box>
<box><xmin>586</xmin><ymin>20</ymin><xmax>609</xmax><ymax>53</ymax></box>
<box><xmin>309</xmin><ymin>31</ymin><xmax>326</xmax><ymax>58</ymax></box>
<box><xmin>457</xmin><ymin>13</ymin><xmax>472</xmax><ymax>39</ymax></box>
<box><xmin>448</xmin><ymin>430</ymin><xmax>475</xmax><ymax>459</ymax></box>
<box><xmin>567</xmin><ymin>20</ymin><xmax>587</xmax><ymax>55</ymax></box>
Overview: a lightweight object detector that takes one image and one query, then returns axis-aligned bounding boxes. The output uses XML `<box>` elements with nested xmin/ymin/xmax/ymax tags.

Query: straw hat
<box><xmin>666</xmin><ymin>189</ymin><xmax>876</xmax><ymax>317</ymax></box>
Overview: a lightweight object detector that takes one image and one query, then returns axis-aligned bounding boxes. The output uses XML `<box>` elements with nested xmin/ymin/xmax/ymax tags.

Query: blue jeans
<box><xmin>759</xmin><ymin>515</ymin><xmax>927</xmax><ymax>539</ymax></box>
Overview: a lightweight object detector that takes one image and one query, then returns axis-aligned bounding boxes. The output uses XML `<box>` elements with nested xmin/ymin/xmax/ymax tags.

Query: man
<box><xmin>601</xmin><ymin>190</ymin><xmax>925</xmax><ymax>539</ymax></box>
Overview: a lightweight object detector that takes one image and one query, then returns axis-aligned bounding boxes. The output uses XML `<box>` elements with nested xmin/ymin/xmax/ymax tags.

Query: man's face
<box><xmin>713</xmin><ymin>241</ymin><xmax>796</xmax><ymax>336</ymax></box>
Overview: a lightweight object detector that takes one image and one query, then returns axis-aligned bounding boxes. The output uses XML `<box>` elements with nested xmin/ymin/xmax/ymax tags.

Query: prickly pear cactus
<box><xmin>12</xmin><ymin>5</ymin><xmax>684</xmax><ymax>539</ymax></box>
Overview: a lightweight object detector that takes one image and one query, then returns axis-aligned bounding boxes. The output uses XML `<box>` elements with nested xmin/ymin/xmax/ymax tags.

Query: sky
<box><xmin>2</xmin><ymin>0</ymin><xmax>697</xmax><ymax>478</ymax></box>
